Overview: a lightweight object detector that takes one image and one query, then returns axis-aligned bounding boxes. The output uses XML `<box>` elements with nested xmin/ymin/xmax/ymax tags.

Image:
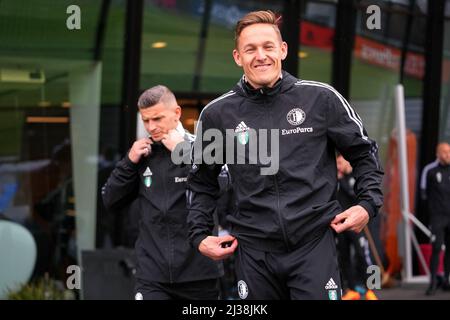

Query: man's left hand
<box><xmin>330</xmin><ymin>205</ymin><xmax>369</xmax><ymax>233</ymax></box>
<box><xmin>161</xmin><ymin>129</ymin><xmax>184</xmax><ymax>152</ymax></box>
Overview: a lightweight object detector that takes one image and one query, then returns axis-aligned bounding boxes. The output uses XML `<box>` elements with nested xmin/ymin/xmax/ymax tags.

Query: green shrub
<box><xmin>6</xmin><ymin>274</ymin><xmax>75</xmax><ymax>300</ymax></box>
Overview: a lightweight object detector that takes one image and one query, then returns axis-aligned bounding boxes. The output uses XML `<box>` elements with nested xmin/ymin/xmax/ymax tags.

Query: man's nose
<box><xmin>255</xmin><ymin>47</ymin><xmax>267</xmax><ymax>60</ymax></box>
<box><xmin>148</xmin><ymin>121</ymin><xmax>156</xmax><ymax>131</ymax></box>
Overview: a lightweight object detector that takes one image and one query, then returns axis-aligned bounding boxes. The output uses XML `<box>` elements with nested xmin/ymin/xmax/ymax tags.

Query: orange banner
<box><xmin>354</xmin><ymin>37</ymin><xmax>424</xmax><ymax>79</ymax></box>
<box><xmin>300</xmin><ymin>21</ymin><xmax>450</xmax><ymax>82</ymax></box>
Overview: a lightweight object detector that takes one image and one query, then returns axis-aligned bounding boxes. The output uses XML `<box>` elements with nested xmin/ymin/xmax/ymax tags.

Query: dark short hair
<box><xmin>137</xmin><ymin>85</ymin><xmax>177</xmax><ymax>109</ymax></box>
<box><xmin>234</xmin><ymin>10</ymin><xmax>282</xmax><ymax>47</ymax></box>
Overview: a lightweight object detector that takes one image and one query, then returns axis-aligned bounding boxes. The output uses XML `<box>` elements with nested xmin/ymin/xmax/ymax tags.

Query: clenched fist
<box><xmin>198</xmin><ymin>235</ymin><xmax>238</xmax><ymax>261</ymax></box>
<box><xmin>128</xmin><ymin>138</ymin><xmax>153</xmax><ymax>163</ymax></box>
<box><xmin>330</xmin><ymin>205</ymin><xmax>369</xmax><ymax>233</ymax></box>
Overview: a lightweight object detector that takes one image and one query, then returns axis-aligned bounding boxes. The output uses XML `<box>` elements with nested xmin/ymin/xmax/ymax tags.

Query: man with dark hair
<box><xmin>187</xmin><ymin>10</ymin><xmax>383</xmax><ymax>300</ymax></box>
<box><xmin>102</xmin><ymin>85</ymin><xmax>223</xmax><ymax>300</ymax></box>
<box><xmin>336</xmin><ymin>154</ymin><xmax>378</xmax><ymax>300</ymax></box>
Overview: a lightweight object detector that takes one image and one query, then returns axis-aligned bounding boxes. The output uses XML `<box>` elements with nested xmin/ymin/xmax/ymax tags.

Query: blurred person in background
<box><xmin>336</xmin><ymin>154</ymin><xmax>378</xmax><ymax>300</ymax></box>
<box><xmin>425</xmin><ymin>142</ymin><xmax>450</xmax><ymax>295</ymax></box>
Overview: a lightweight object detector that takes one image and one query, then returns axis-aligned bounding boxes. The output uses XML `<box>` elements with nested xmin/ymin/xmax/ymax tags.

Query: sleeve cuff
<box><xmin>124</xmin><ymin>152</ymin><xmax>139</xmax><ymax>169</ymax></box>
<box><xmin>358</xmin><ymin>200</ymin><xmax>377</xmax><ymax>219</ymax></box>
<box><xmin>192</xmin><ymin>234</ymin><xmax>208</xmax><ymax>251</ymax></box>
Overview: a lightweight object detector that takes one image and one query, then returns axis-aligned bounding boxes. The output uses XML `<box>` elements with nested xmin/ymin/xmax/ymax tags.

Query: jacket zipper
<box><xmin>272</xmin><ymin>176</ymin><xmax>290</xmax><ymax>251</ymax></box>
<box><xmin>264</xmin><ymin>98</ymin><xmax>291</xmax><ymax>251</ymax></box>
<box><xmin>160</xmin><ymin>153</ymin><xmax>173</xmax><ymax>283</ymax></box>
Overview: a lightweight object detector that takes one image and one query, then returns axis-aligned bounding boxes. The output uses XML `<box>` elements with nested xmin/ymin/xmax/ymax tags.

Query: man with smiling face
<box><xmin>102</xmin><ymin>85</ymin><xmax>223</xmax><ymax>300</ymax></box>
<box><xmin>187</xmin><ymin>11</ymin><xmax>383</xmax><ymax>300</ymax></box>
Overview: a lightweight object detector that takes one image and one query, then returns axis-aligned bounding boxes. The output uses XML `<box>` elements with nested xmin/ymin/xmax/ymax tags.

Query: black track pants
<box><xmin>134</xmin><ymin>278</ymin><xmax>219</xmax><ymax>300</ymax></box>
<box><xmin>234</xmin><ymin>229</ymin><xmax>342</xmax><ymax>300</ymax></box>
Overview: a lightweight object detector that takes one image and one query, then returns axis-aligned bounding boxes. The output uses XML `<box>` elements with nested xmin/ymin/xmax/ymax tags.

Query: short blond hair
<box><xmin>234</xmin><ymin>10</ymin><xmax>282</xmax><ymax>48</ymax></box>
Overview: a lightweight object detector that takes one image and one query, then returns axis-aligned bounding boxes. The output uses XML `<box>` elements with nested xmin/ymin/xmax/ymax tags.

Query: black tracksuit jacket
<box><xmin>426</xmin><ymin>163</ymin><xmax>450</xmax><ymax>224</ymax></box>
<box><xmin>102</xmin><ymin>134</ymin><xmax>223</xmax><ymax>283</ymax></box>
<box><xmin>187</xmin><ymin>71</ymin><xmax>384</xmax><ymax>253</ymax></box>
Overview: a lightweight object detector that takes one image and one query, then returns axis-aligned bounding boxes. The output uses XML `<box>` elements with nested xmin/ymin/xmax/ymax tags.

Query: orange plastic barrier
<box><xmin>381</xmin><ymin>129</ymin><xmax>417</xmax><ymax>277</ymax></box>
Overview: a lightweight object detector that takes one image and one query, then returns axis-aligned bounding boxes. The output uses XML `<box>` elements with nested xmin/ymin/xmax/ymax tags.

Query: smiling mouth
<box><xmin>254</xmin><ymin>64</ymin><xmax>272</xmax><ymax>70</ymax></box>
<box><xmin>255</xmin><ymin>64</ymin><xmax>271</xmax><ymax>69</ymax></box>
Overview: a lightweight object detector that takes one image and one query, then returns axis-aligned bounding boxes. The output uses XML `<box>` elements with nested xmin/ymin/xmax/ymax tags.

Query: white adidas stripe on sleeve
<box><xmin>195</xmin><ymin>91</ymin><xmax>236</xmax><ymax>134</ymax></box>
<box><xmin>296</xmin><ymin>80</ymin><xmax>368</xmax><ymax>141</ymax></box>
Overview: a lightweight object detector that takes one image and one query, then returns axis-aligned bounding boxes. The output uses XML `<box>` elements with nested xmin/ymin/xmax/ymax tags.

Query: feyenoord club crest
<box><xmin>325</xmin><ymin>278</ymin><xmax>338</xmax><ymax>300</ymax></box>
<box><xmin>237</xmin><ymin>280</ymin><xmax>248</xmax><ymax>299</ymax></box>
<box><xmin>143</xmin><ymin>166</ymin><xmax>152</xmax><ymax>188</ymax></box>
<box><xmin>287</xmin><ymin>108</ymin><xmax>306</xmax><ymax>126</ymax></box>
<box><xmin>235</xmin><ymin>121</ymin><xmax>250</xmax><ymax>145</ymax></box>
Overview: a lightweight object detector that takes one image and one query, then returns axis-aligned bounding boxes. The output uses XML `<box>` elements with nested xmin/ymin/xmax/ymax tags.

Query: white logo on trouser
<box><xmin>325</xmin><ymin>278</ymin><xmax>339</xmax><ymax>300</ymax></box>
<box><xmin>237</xmin><ymin>280</ymin><xmax>248</xmax><ymax>299</ymax></box>
<box><xmin>325</xmin><ymin>278</ymin><xmax>338</xmax><ymax>290</ymax></box>
<box><xmin>135</xmin><ymin>292</ymin><xmax>143</xmax><ymax>300</ymax></box>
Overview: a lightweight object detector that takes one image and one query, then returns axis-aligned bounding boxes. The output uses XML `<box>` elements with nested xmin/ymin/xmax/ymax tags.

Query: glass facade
<box><xmin>441</xmin><ymin>3</ymin><xmax>450</xmax><ymax>141</ymax></box>
<box><xmin>0</xmin><ymin>0</ymin><xmax>114</xmax><ymax>292</ymax></box>
<box><xmin>298</xmin><ymin>0</ymin><xmax>336</xmax><ymax>84</ymax></box>
<box><xmin>140</xmin><ymin>0</ymin><xmax>283</xmax><ymax>93</ymax></box>
<box><xmin>349</xmin><ymin>0</ymin><xmax>427</xmax><ymax>163</ymax></box>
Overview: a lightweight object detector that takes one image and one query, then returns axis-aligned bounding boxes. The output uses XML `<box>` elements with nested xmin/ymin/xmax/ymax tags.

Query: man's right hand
<box><xmin>198</xmin><ymin>235</ymin><xmax>238</xmax><ymax>261</ymax></box>
<box><xmin>128</xmin><ymin>138</ymin><xmax>153</xmax><ymax>163</ymax></box>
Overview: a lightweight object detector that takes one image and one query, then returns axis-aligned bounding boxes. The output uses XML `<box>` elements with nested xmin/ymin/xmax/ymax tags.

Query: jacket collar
<box><xmin>175</xmin><ymin>121</ymin><xmax>186</xmax><ymax>137</ymax></box>
<box><xmin>235</xmin><ymin>70</ymin><xmax>298</xmax><ymax>99</ymax></box>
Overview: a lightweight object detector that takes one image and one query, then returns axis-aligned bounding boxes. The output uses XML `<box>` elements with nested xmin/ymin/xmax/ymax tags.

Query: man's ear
<box><xmin>175</xmin><ymin>106</ymin><xmax>181</xmax><ymax>121</ymax></box>
<box><xmin>281</xmin><ymin>41</ymin><xmax>288</xmax><ymax>60</ymax></box>
<box><xmin>233</xmin><ymin>49</ymin><xmax>242</xmax><ymax>67</ymax></box>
